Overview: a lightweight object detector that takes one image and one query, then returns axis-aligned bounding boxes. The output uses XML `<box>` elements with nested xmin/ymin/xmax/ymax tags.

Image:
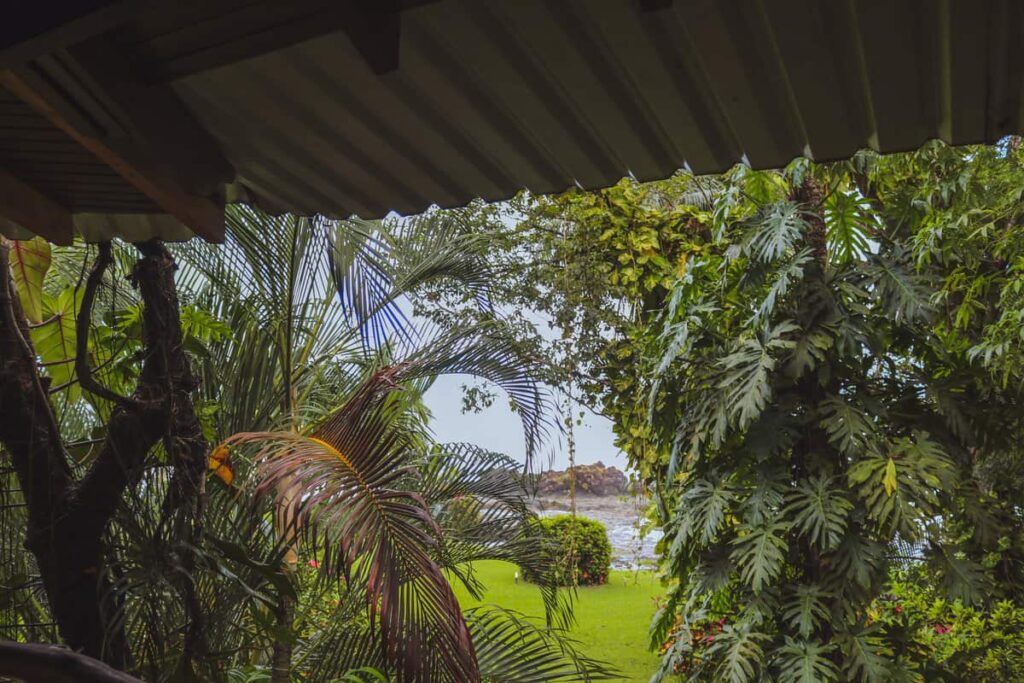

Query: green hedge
<box><xmin>877</xmin><ymin>570</ymin><xmax>1024</xmax><ymax>680</ymax></box>
<box><xmin>519</xmin><ymin>515</ymin><xmax>612</xmax><ymax>587</ymax></box>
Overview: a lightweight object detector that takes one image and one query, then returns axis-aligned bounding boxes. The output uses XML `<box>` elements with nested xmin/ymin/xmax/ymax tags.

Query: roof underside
<box><xmin>1</xmin><ymin>0</ymin><xmax>1022</xmax><ymax>243</ymax></box>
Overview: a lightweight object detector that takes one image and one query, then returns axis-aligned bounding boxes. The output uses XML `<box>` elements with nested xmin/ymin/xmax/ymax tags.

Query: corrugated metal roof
<box><xmin>2</xmin><ymin>0</ymin><xmax>1023</xmax><ymax>242</ymax></box>
<box><xmin>173</xmin><ymin>0</ymin><xmax>1024</xmax><ymax>217</ymax></box>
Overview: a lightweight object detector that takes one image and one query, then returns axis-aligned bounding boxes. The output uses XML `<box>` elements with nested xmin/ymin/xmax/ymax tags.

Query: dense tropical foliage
<box><xmin>422</xmin><ymin>140</ymin><xmax>1024</xmax><ymax>680</ymax></box>
<box><xmin>6</xmin><ymin>137</ymin><xmax>1024</xmax><ymax>682</ymax></box>
<box><xmin>0</xmin><ymin>209</ymin><xmax>614</xmax><ymax>682</ymax></box>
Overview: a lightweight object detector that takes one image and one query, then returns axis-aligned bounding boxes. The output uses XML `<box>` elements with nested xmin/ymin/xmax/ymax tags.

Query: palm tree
<box><xmin>1</xmin><ymin>206</ymin><xmax>614</xmax><ymax>682</ymax></box>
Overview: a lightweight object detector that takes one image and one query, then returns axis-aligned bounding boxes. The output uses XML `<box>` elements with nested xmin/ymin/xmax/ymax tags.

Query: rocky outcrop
<box><xmin>536</xmin><ymin>461</ymin><xmax>629</xmax><ymax>496</ymax></box>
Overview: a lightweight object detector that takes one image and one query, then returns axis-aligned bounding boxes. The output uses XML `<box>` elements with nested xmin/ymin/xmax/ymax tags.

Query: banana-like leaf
<box><xmin>30</xmin><ymin>287</ymin><xmax>82</xmax><ymax>400</ymax></box>
<box><xmin>6</xmin><ymin>237</ymin><xmax>50</xmax><ymax>323</ymax></box>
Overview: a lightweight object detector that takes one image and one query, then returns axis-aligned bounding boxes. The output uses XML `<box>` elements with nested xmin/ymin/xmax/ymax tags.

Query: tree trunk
<box><xmin>0</xmin><ymin>240</ymin><xmax>207</xmax><ymax>669</ymax></box>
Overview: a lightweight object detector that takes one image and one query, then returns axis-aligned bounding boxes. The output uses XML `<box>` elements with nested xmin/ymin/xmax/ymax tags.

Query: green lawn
<box><xmin>451</xmin><ymin>560</ymin><xmax>664</xmax><ymax>682</ymax></box>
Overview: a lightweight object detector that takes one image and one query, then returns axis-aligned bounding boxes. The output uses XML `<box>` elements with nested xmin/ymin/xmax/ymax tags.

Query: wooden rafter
<box><xmin>0</xmin><ymin>167</ymin><xmax>73</xmax><ymax>245</ymax></box>
<box><xmin>0</xmin><ymin>68</ymin><xmax>226</xmax><ymax>242</ymax></box>
<box><xmin>144</xmin><ymin>0</ymin><xmax>418</xmax><ymax>81</ymax></box>
<box><xmin>67</xmin><ymin>38</ymin><xmax>235</xmax><ymax>199</ymax></box>
<box><xmin>0</xmin><ymin>1</ymin><xmax>132</xmax><ymax>69</ymax></box>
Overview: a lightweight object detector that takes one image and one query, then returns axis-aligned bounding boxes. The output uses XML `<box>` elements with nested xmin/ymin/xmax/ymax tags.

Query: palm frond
<box><xmin>331</xmin><ymin>212</ymin><xmax>494</xmax><ymax>349</ymax></box>
<box><xmin>225</xmin><ymin>396</ymin><xmax>477</xmax><ymax>683</ymax></box>
<box><xmin>394</xmin><ymin>323</ymin><xmax>552</xmax><ymax>468</ymax></box>
<box><xmin>468</xmin><ymin>607</ymin><xmax>616</xmax><ymax>682</ymax></box>
<box><xmin>413</xmin><ymin>443</ymin><xmax>573</xmax><ymax>630</ymax></box>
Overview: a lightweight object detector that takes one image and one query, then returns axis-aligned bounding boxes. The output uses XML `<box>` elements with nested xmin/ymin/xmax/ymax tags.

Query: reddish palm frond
<box><xmin>223</xmin><ymin>392</ymin><xmax>477</xmax><ymax>682</ymax></box>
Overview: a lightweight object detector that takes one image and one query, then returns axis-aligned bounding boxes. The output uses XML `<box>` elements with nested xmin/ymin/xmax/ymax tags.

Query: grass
<box><xmin>450</xmin><ymin>560</ymin><xmax>665</xmax><ymax>682</ymax></box>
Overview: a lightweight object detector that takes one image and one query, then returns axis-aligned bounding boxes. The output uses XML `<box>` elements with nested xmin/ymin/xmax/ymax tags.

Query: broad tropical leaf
<box><xmin>679</xmin><ymin>475</ymin><xmax>733</xmax><ymax>545</ymax></box>
<box><xmin>707</xmin><ymin>623</ymin><xmax>769</xmax><ymax>683</ymax></box>
<box><xmin>731</xmin><ymin>522</ymin><xmax>789</xmax><ymax>593</ymax></box>
<box><xmin>781</xmin><ymin>585</ymin><xmax>831</xmax><ymax>639</ymax></box>
<box><xmin>744</xmin><ymin>201</ymin><xmax>807</xmax><ymax>263</ymax></box>
<box><xmin>824</xmin><ymin>191</ymin><xmax>873</xmax><ymax>264</ymax></box>
<box><xmin>838</xmin><ymin>626</ymin><xmax>892</xmax><ymax>683</ymax></box>
<box><xmin>6</xmin><ymin>236</ymin><xmax>50</xmax><ymax>323</ymax></box>
<box><xmin>928</xmin><ymin>545</ymin><xmax>991</xmax><ymax>606</ymax></box>
<box><xmin>818</xmin><ymin>396</ymin><xmax>878</xmax><ymax>457</ymax></box>
<box><xmin>30</xmin><ymin>287</ymin><xmax>81</xmax><ymax>398</ymax></box>
<box><xmin>775</xmin><ymin>638</ymin><xmax>839</xmax><ymax>683</ymax></box>
<box><xmin>718</xmin><ymin>321</ymin><xmax>796</xmax><ymax>430</ymax></box>
<box><xmin>783</xmin><ymin>477</ymin><xmax>852</xmax><ymax>550</ymax></box>
<box><xmin>848</xmin><ymin>432</ymin><xmax>954</xmax><ymax>538</ymax></box>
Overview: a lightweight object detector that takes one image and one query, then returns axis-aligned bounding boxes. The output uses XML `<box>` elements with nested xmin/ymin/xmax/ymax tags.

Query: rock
<box><xmin>536</xmin><ymin>461</ymin><xmax>629</xmax><ymax>496</ymax></box>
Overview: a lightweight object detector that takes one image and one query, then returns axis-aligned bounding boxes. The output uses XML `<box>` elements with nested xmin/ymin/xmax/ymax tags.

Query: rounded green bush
<box><xmin>519</xmin><ymin>514</ymin><xmax>612</xmax><ymax>587</ymax></box>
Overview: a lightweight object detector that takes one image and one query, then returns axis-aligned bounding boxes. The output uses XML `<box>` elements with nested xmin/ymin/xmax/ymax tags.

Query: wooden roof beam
<box><xmin>341</xmin><ymin>0</ymin><xmax>402</xmax><ymax>75</ymax></box>
<box><xmin>67</xmin><ymin>38</ymin><xmax>236</xmax><ymax>200</ymax></box>
<box><xmin>147</xmin><ymin>0</ymin><xmax>427</xmax><ymax>82</ymax></box>
<box><xmin>0</xmin><ymin>64</ymin><xmax>227</xmax><ymax>242</ymax></box>
<box><xmin>0</xmin><ymin>1</ymin><xmax>136</xmax><ymax>69</ymax></box>
<box><xmin>638</xmin><ymin>0</ymin><xmax>674</xmax><ymax>9</ymax></box>
<box><xmin>0</xmin><ymin>167</ymin><xmax>74</xmax><ymax>245</ymax></box>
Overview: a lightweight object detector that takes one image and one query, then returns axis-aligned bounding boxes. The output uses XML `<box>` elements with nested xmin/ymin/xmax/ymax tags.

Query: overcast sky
<box><xmin>422</xmin><ymin>374</ymin><xmax>625</xmax><ymax>472</ymax></box>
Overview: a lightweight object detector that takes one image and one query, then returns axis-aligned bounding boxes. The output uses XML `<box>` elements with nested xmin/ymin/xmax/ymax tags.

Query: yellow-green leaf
<box><xmin>30</xmin><ymin>288</ymin><xmax>82</xmax><ymax>400</ymax></box>
<box><xmin>883</xmin><ymin>458</ymin><xmax>898</xmax><ymax>496</ymax></box>
<box><xmin>8</xmin><ymin>237</ymin><xmax>51</xmax><ymax>323</ymax></box>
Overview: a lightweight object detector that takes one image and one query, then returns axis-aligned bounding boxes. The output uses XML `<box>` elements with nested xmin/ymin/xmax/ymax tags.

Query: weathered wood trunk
<box><xmin>0</xmin><ymin>240</ymin><xmax>207</xmax><ymax>668</ymax></box>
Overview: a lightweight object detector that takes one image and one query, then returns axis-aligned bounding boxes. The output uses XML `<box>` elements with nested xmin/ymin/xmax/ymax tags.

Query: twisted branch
<box><xmin>75</xmin><ymin>242</ymin><xmax>136</xmax><ymax>409</ymax></box>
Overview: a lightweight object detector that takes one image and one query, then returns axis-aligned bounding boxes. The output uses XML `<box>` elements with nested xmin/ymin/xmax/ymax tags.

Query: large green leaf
<box><xmin>7</xmin><ymin>237</ymin><xmax>50</xmax><ymax>323</ymax></box>
<box><xmin>744</xmin><ymin>200</ymin><xmax>807</xmax><ymax>263</ymax></box>
<box><xmin>781</xmin><ymin>585</ymin><xmax>831</xmax><ymax>639</ymax></box>
<box><xmin>707</xmin><ymin>624</ymin><xmax>769</xmax><ymax>683</ymax></box>
<box><xmin>731</xmin><ymin>521</ymin><xmax>789</xmax><ymax>593</ymax></box>
<box><xmin>30</xmin><ymin>287</ymin><xmax>82</xmax><ymax>399</ymax></box>
<box><xmin>679</xmin><ymin>475</ymin><xmax>734</xmax><ymax>545</ymax></box>
<box><xmin>847</xmin><ymin>431</ymin><xmax>954</xmax><ymax>538</ymax></box>
<box><xmin>838</xmin><ymin>626</ymin><xmax>893</xmax><ymax>683</ymax></box>
<box><xmin>783</xmin><ymin>476</ymin><xmax>853</xmax><ymax>551</ymax></box>
<box><xmin>824</xmin><ymin>191</ymin><xmax>872</xmax><ymax>264</ymax></box>
<box><xmin>776</xmin><ymin>638</ymin><xmax>839</xmax><ymax>683</ymax></box>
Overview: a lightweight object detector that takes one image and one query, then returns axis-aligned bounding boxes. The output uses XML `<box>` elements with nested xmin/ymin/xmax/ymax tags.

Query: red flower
<box><xmin>934</xmin><ymin>624</ymin><xmax>951</xmax><ymax>635</ymax></box>
<box><xmin>894</xmin><ymin>605</ymin><xmax>902</xmax><ymax>614</ymax></box>
<box><xmin>308</xmin><ymin>559</ymin><xmax>320</xmax><ymax>569</ymax></box>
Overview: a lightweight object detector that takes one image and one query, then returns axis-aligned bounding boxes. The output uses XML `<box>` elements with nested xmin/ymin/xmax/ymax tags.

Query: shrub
<box><xmin>874</xmin><ymin>570</ymin><xmax>1024</xmax><ymax>681</ymax></box>
<box><xmin>519</xmin><ymin>515</ymin><xmax>612</xmax><ymax>587</ymax></box>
